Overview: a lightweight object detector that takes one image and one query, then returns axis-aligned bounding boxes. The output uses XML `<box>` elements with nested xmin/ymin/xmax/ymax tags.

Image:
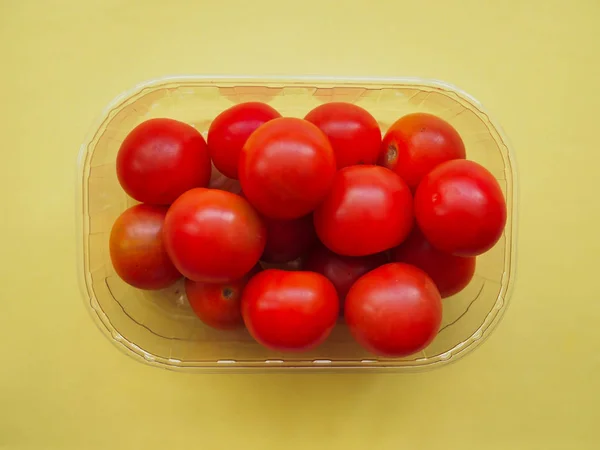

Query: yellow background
<box><xmin>1</xmin><ymin>0</ymin><xmax>598</xmax><ymax>448</ymax></box>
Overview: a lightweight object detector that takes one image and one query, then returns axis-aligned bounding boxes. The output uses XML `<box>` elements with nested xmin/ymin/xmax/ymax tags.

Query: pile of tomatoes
<box><xmin>109</xmin><ymin>101</ymin><xmax>506</xmax><ymax>357</ymax></box>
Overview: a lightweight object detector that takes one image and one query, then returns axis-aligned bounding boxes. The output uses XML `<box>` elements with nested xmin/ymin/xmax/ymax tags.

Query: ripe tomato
<box><xmin>304</xmin><ymin>102</ymin><xmax>381</xmax><ymax>168</ymax></box>
<box><xmin>379</xmin><ymin>113</ymin><xmax>465</xmax><ymax>190</ymax></box>
<box><xmin>414</xmin><ymin>160</ymin><xmax>507</xmax><ymax>256</ymax></box>
<box><xmin>261</xmin><ymin>214</ymin><xmax>317</xmax><ymax>264</ymax></box>
<box><xmin>304</xmin><ymin>245</ymin><xmax>388</xmax><ymax>312</ymax></box>
<box><xmin>185</xmin><ymin>266</ymin><xmax>260</xmax><ymax>330</ymax></box>
<box><xmin>241</xmin><ymin>270</ymin><xmax>339</xmax><ymax>352</ymax></box>
<box><xmin>163</xmin><ymin>188</ymin><xmax>266</xmax><ymax>283</ymax></box>
<box><xmin>314</xmin><ymin>165</ymin><xmax>413</xmax><ymax>256</ymax></box>
<box><xmin>239</xmin><ymin>117</ymin><xmax>336</xmax><ymax>219</ymax></box>
<box><xmin>208</xmin><ymin>102</ymin><xmax>281</xmax><ymax>179</ymax></box>
<box><xmin>345</xmin><ymin>263</ymin><xmax>442</xmax><ymax>357</ymax></box>
<box><xmin>117</xmin><ymin>118</ymin><xmax>211</xmax><ymax>204</ymax></box>
<box><xmin>109</xmin><ymin>204</ymin><xmax>181</xmax><ymax>290</ymax></box>
<box><xmin>391</xmin><ymin>228</ymin><xmax>475</xmax><ymax>298</ymax></box>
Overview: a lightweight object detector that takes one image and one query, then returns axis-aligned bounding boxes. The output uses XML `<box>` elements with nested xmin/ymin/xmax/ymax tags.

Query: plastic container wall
<box><xmin>77</xmin><ymin>76</ymin><xmax>517</xmax><ymax>371</ymax></box>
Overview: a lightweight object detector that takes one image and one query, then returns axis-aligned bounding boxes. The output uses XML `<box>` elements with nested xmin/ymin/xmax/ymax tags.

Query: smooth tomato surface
<box><xmin>163</xmin><ymin>188</ymin><xmax>266</xmax><ymax>282</ymax></box>
<box><xmin>380</xmin><ymin>113</ymin><xmax>465</xmax><ymax>190</ymax></box>
<box><xmin>345</xmin><ymin>263</ymin><xmax>442</xmax><ymax>357</ymax></box>
<box><xmin>185</xmin><ymin>266</ymin><xmax>260</xmax><ymax>330</ymax></box>
<box><xmin>414</xmin><ymin>160</ymin><xmax>507</xmax><ymax>256</ymax></box>
<box><xmin>117</xmin><ymin>118</ymin><xmax>211</xmax><ymax>204</ymax></box>
<box><xmin>261</xmin><ymin>214</ymin><xmax>317</xmax><ymax>263</ymax></box>
<box><xmin>391</xmin><ymin>228</ymin><xmax>475</xmax><ymax>298</ymax></box>
<box><xmin>305</xmin><ymin>102</ymin><xmax>381</xmax><ymax>168</ymax></box>
<box><xmin>313</xmin><ymin>165</ymin><xmax>413</xmax><ymax>256</ymax></box>
<box><xmin>304</xmin><ymin>245</ymin><xmax>388</xmax><ymax>312</ymax></box>
<box><xmin>109</xmin><ymin>204</ymin><xmax>181</xmax><ymax>290</ymax></box>
<box><xmin>208</xmin><ymin>102</ymin><xmax>281</xmax><ymax>179</ymax></box>
<box><xmin>241</xmin><ymin>270</ymin><xmax>339</xmax><ymax>352</ymax></box>
<box><xmin>239</xmin><ymin>117</ymin><xmax>336</xmax><ymax>219</ymax></box>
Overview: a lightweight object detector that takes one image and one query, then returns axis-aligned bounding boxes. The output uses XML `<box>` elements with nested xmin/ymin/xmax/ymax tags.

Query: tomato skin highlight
<box><xmin>391</xmin><ymin>228</ymin><xmax>475</xmax><ymax>298</ymax></box>
<box><xmin>239</xmin><ymin>117</ymin><xmax>337</xmax><ymax>219</ymax></box>
<box><xmin>345</xmin><ymin>263</ymin><xmax>442</xmax><ymax>357</ymax></box>
<box><xmin>163</xmin><ymin>188</ymin><xmax>266</xmax><ymax>283</ymax></box>
<box><xmin>414</xmin><ymin>159</ymin><xmax>507</xmax><ymax>256</ymax></box>
<box><xmin>241</xmin><ymin>270</ymin><xmax>339</xmax><ymax>352</ymax></box>
<box><xmin>109</xmin><ymin>204</ymin><xmax>181</xmax><ymax>290</ymax></box>
<box><xmin>117</xmin><ymin>118</ymin><xmax>211</xmax><ymax>205</ymax></box>
<box><xmin>208</xmin><ymin>102</ymin><xmax>281</xmax><ymax>180</ymax></box>
<box><xmin>314</xmin><ymin>165</ymin><xmax>414</xmax><ymax>256</ymax></box>
<box><xmin>380</xmin><ymin>113</ymin><xmax>465</xmax><ymax>190</ymax></box>
<box><xmin>305</xmin><ymin>102</ymin><xmax>382</xmax><ymax>169</ymax></box>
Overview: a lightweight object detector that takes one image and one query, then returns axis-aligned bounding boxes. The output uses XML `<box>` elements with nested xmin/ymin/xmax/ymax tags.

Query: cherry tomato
<box><xmin>116</xmin><ymin>118</ymin><xmax>211</xmax><ymax>204</ymax></box>
<box><xmin>414</xmin><ymin>160</ymin><xmax>507</xmax><ymax>256</ymax></box>
<box><xmin>241</xmin><ymin>270</ymin><xmax>339</xmax><ymax>352</ymax></box>
<box><xmin>304</xmin><ymin>245</ymin><xmax>388</xmax><ymax>312</ymax></box>
<box><xmin>304</xmin><ymin>102</ymin><xmax>381</xmax><ymax>168</ymax></box>
<box><xmin>345</xmin><ymin>263</ymin><xmax>442</xmax><ymax>357</ymax></box>
<box><xmin>239</xmin><ymin>117</ymin><xmax>336</xmax><ymax>219</ymax></box>
<box><xmin>391</xmin><ymin>228</ymin><xmax>475</xmax><ymax>298</ymax></box>
<box><xmin>208</xmin><ymin>102</ymin><xmax>281</xmax><ymax>179</ymax></box>
<box><xmin>261</xmin><ymin>214</ymin><xmax>317</xmax><ymax>264</ymax></box>
<box><xmin>313</xmin><ymin>165</ymin><xmax>413</xmax><ymax>256</ymax></box>
<box><xmin>185</xmin><ymin>266</ymin><xmax>260</xmax><ymax>330</ymax></box>
<box><xmin>163</xmin><ymin>188</ymin><xmax>266</xmax><ymax>283</ymax></box>
<box><xmin>379</xmin><ymin>113</ymin><xmax>465</xmax><ymax>190</ymax></box>
<box><xmin>109</xmin><ymin>204</ymin><xmax>181</xmax><ymax>290</ymax></box>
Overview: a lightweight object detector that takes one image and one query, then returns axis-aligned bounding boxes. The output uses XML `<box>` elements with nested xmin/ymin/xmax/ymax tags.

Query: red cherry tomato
<box><xmin>414</xmin><ymin>160</ymin><xmax>507</xmax><ymax>256</ymax></box>
<box><xmin>304</xmin><ymin>102</ymin><xmax>381</xmax><ymax>169</ymax></box>
<box><xmin>185</xmin><ymin>266</ymin><xmax>260</xmax><ymax>330</ymax></box>
<box><xmin>208</xmin><ymin>102</ymin><xmax>281</xmax><ymax>179</ymax></box>
<box><xmin>109</xmin><ymin>205</ymin><xmax>181</xmax><ymax>290</ymax></box>
<box><xmin>261</xmin><ymin>214</ymin><xmax>317</xmax><ymax>264</ymax></box>
<box><xmin>239</xmin><ymin>117</ymin><xmax>336</xmax><ymax>219</ymax></box>
<box><xmin>304</xmin><ymin>245</ymin><xmax>388</xmax><ymax>312</ymax></box>
<box><xmin>345</xmin><ymin>263</ymin><xmax>442</xmax><ymax>357</ymax></box>
<box><xmin>380</xmin><ymin>113</ymin><xmax>465</xmax><ymax>190</ymax></box>
<box><xmin>242</xmin><ymin>270</ymin><xmax>339</xmax><ymax>352</ymax></box>
<box><xmin>117</xmin><ymin>118</ymin><xmax>211</xmax><ymax>204</ymax></box>
<box><xmin>163</xmin><ymin>188</ymin><xmax>266</xmax><ymax>283</ymax></box>
<box><xmin>391</xmin><ymin>228</ymin><xmax>475</xmax><ymax>298</ymax></box>
<box><xmin>314</xmin><ymin>165</ymin><xmax>414</xmax><ymax>256</ymax></box>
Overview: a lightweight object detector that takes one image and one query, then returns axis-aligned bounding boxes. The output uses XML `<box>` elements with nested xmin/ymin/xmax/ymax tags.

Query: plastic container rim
<box><xmin>75</xmin><ymin>75</ymin><xmax>519</xmax><ymax>372</ymax></box>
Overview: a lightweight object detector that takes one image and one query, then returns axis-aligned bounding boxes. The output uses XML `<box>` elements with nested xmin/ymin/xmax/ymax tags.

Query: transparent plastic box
<box><xmin>77</xmin><ymin>76</ymin><xmax>517</xmax><ymax>371</ymax></box>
